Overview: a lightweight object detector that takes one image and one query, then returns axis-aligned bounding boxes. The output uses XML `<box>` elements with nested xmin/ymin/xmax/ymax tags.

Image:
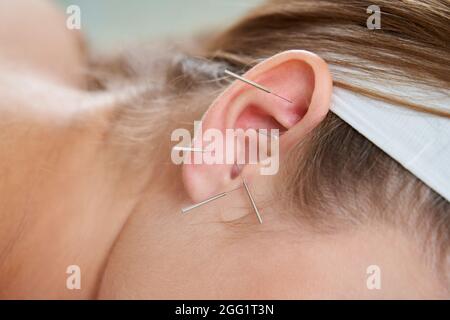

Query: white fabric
<box><xmin>331</xmin><ymin>87</ymin><xmax>450</xmax><ymax>202</ymax></box>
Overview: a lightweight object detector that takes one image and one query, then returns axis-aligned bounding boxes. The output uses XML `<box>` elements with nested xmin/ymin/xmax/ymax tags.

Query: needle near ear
<box><xmin>173</xmin><ymin>146</ymin><xmax>207</xmax><ymax>153</ymax></box>
<box><xmin>224</xmin><ymin>69</ymin><xmax>293</xmax><ymax>104</ymax></box>
<box><xmin>181</xmin><ymin>185</ymin><xmax>243</xmax><ymax>214</ymax></box>
<box><xmin>235</xmin><ymin>163</ymin><xmax>263</xmax><ymax>224</ymax></box>
<box><xmin>180</xmin><ymin>160</ymin><xmax>263</xmax><ymax>224</ymax></box>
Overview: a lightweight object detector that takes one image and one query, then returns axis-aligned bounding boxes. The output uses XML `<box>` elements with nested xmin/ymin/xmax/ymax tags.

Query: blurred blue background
<box><xmin>56</xmin><ymin>0</ymin><xmax>263</xmax><ymax>49</ymax></box>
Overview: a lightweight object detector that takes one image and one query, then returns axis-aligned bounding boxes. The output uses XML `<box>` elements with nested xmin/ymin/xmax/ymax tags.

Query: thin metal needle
<box><xmin>241</xmin><ymin>178</ymin><xmax>263</xmax><ymax>224</ymax></box>
<box><xmin>181</xmin><ymin>185</ymin><xmax>243</xmax><ymax>214</ymax></box>
<box><xmin>234</xmin><ymin>163</ymin><xmax>263</xmax><ymax>224</ymax></box>
<box><xmin>181</xmin><ymin>193</ymin><xmax>227</xmax><ymax>214</ymax></box>
<box><xmin>269</xmin><ymin>92</ymin><xmax>294</xmax><ymax>104</ymax></box>
<box><xmin>224</xmin><ymin>69</ymin><xmax>293</xmax><ymax>104</ymax></box>
<box><xmin>257</xmin><ymin>129</ymin><xmax>280</xmax><ymax>140</ymax></box>
<box><xmin>173</xmin><ymin>146</ymin><xmax>206</xmax><ymax>153</ymax></box>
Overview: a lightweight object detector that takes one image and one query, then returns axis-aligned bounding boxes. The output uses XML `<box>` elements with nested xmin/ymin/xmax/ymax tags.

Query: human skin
<box><xmin>0</xmin><ymin>0</ymin><xmax>447</xmax><ymax>299</ymax></box>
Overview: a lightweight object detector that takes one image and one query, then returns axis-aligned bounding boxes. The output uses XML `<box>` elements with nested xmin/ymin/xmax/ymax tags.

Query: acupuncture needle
<box><xmin>257</xmin><ymin>129</ymin><xmax>281</xmax><ymax>140</ymax></box>
<box><xmin>173</xmin><ymin>146</ymin><xmax>207</xmax><ymax>153</ymax></box>
<box><xmin>181</xmin><ymin>185</ymin><xmax>243</xmax><ymax>214</ymax></box>
<box><xmin>235</xmin><ymin>164</ymin><xmax>263</xmax><ymax>224</ymax></box>
<box><xmin>174</xmin><ymin>131</ymin><xmax>279</xmax><ymax>154</ymax></box>
<box><xmin>224</xmin><ymin>69</ymin><xmax>293</xmax><ymax>104</ymax></box>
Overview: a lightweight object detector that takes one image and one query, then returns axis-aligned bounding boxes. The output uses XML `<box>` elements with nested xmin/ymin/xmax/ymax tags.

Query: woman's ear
<box><xmin>182</xmin><ymin>50</ymin><xmax>333</xmax><ymax>202</ymax></box>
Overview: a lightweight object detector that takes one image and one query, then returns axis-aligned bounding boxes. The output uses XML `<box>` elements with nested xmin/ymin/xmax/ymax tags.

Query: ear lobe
<box><xmin>182</xmin><ymin>50</ymin><xmax>333</xmax><ymax>202</ymax></box>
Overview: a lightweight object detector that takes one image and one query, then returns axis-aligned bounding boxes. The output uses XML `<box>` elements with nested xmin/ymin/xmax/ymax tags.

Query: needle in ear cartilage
<box><xmin>181</xmin><ymin>185</ymin><xmax>243</xmax><ymax>214</ymax></box>
<box><xmin>172</xmin><ymin>146</ymin><xmax>207</xmax><ymax>153</ymax></box>
<box><xmin>224</xmin><ymin>69</ymin><xmax>293</xmax><ymax>104</ymax></box>
<box><xmin>257</xmin><ymin>129</ymin><xmax>280</xmax><ymax>140</ymax></box>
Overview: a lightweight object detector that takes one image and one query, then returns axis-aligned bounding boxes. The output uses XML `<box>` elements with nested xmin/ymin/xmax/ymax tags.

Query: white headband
<box><xmin>331</xmin><ymin>87</ymin><xmax>450</xmax><ymax>202</ymax></box>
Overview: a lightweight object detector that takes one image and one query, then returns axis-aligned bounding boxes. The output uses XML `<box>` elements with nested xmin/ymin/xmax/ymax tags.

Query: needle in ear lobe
<box><xmin>235</xmin><ymin>163</ymin><xmax>263</xmax><ymax>224</ymax></box>
<box><xmin>181</xmin><ymin>185</ymin><xmax>243</xmax><ymax>214</ymax></box>
<box><xmin>224</xmin><ymin>69</ymin><xmax>293</xmax><ymax>104</ymax></box>
<box><xmin>178</xmin><ymin>148</ymin><xmax>264</xmax><ymax>222</ymax></box>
